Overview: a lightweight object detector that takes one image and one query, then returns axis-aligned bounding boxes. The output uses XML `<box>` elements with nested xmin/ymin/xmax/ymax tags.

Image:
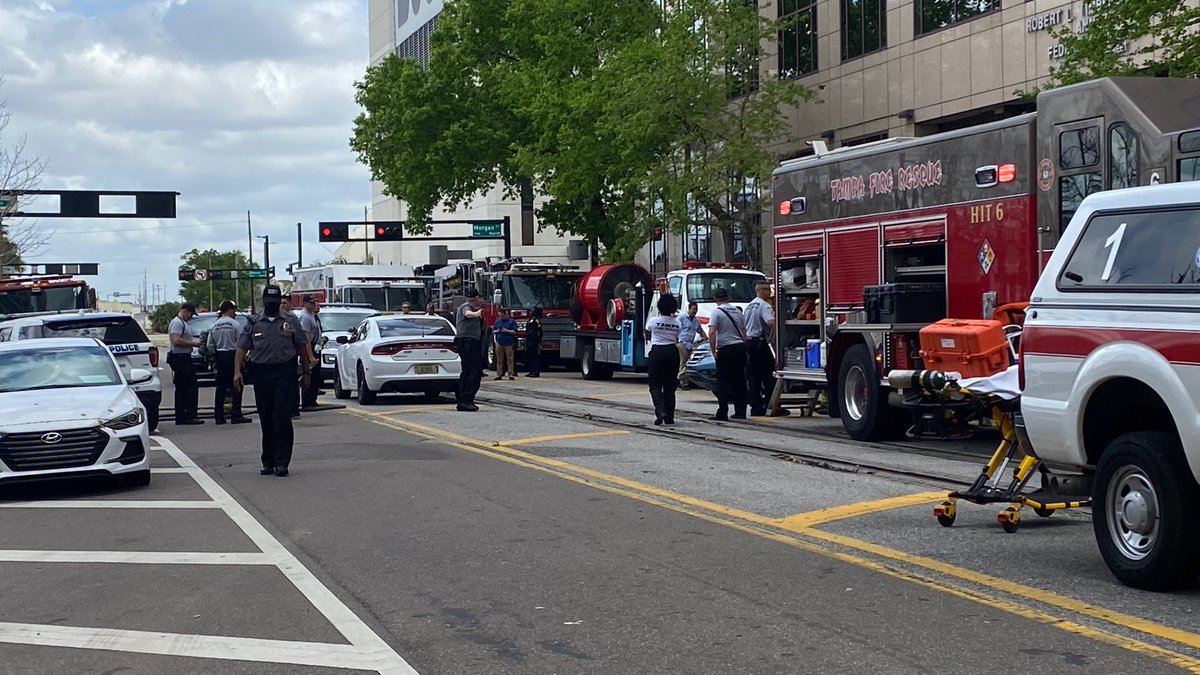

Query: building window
<box><xmin>843</xmin><ymin>131</ymin><xmax>888</xmax><ymax>147</ymax></box>
<box><xmin>779</xmin><ymin>0</ymin><xmax>818</xmax><ymax>78</ymax></box>
<box><xmin>1109</xmin><ymin>123</ymin><xmax>1139</xmax><ymax>190</ymax></box>
<box><xmin>915</xmin><ymin>0</ymin><xmax>999</xmax><ymax>36</ymax></box>
<box><xmin>842</xmin><ymin>0</ymin><xmax>887</xmax><ymax>60</ymax></box>
<box><xmin>396</xmin><ymin>16</ymin><xmax>437</xmax><ymax>68</ymax></box>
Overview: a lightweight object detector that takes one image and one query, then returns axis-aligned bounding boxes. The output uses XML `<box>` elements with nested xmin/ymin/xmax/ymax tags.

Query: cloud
<box><xmin>0</xmin><ymin>0</ymin><xmax>370</xmax><ymax>301</ymax></box>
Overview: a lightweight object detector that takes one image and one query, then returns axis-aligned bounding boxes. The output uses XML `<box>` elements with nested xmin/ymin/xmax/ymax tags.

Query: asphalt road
<box><xmin>2</xmin><ymin>368</ymin><xmax>1200</xmax><ymax>673</ymax></box>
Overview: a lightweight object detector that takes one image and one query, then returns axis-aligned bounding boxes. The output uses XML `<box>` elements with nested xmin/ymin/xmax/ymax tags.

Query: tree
<box><xmin>178</xmin><ymin>248</ymin><xmax>258</xmax><ymax>310</ymax></box>
<box><xmin>1043</xmin><ymin>0</ymin><xmax>1200</xmax><ymax>88</ymax></box>
<box><xmin>149</xmin><ymin>302</ymin><xmax>181</xmax><ymax>334</ymax></box>
<box><xmin>0</xmin><ymin>81</ymin><xmax>49</xmax><ymax>275</ymax></box>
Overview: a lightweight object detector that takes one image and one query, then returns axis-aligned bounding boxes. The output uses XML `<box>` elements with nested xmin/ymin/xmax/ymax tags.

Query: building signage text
<box><xmin>829</xmin><ymin>161</ymin><xmax>943</xmax><ymax>203</ymax></box>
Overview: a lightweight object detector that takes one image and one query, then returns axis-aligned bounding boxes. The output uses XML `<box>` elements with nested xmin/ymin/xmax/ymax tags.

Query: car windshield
<box><xmin>685</xmin><ymin>273</ymin><xmax>761</xmax><ymax>303</ymax></box>
<box><xmin>343</xmin><ymin>286</ymin><xmax>429</xmax><ymax>312</ymax></box>
<box><xmin>0</xmin><ymin>345</ymin><xmax>122</xmax><ymax>393</ymax></box>
<box><xmin>501</xmin><ymin>275</ymin><xmax>576</xmax><ymax>309</ymax></box>
<box><xmin>41</xmin><ymin>317</ymin><xmax>149</xmax><ymax>345</ymax></box>
<box><xmin>188</xmin><ymin>314</ymin><xmax>249</xmax><ymax>335</ymax></box>
<box><xmin>321</xmin><ymin>312</ymin><xmax>377</xmax><ymax>332</ymax></box>
<box><xmin>0</xmin><ymin>285</ymin><xmax>88</xmax><ymax>315</ymax></box>
<box><xmin>376</xmin><ymin>318</ymin><xmax>454</xmax><ymax>338</ymax></box>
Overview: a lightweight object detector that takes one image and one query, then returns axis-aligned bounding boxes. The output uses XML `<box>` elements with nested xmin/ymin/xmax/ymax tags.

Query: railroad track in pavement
<box><xmin>472</xmin><ymin>382</ymin><xmax>997</xmax><ymax>488</ymax></box>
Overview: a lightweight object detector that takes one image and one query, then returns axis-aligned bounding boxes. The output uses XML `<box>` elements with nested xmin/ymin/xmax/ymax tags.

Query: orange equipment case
<box><xmin>918</xmin><ymin>319</ymin><xmax>1011</xmax><ymax>380</ymax></box>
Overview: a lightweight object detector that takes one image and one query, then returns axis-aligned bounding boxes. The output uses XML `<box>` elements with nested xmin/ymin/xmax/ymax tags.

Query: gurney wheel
<box><xmin>934</xmin><ymin>501</ymin><xmax>956</xmax><ymax>527</ymax></box>
<box><xmin>1034</xmin><ymin>507</ymin><xmax>1054</xmax><ymax>518</ymax></box>
<box><xmin>997</xmin><ymin>506</ymin><xmax>1021</xmax><ymax>533</ymax></box>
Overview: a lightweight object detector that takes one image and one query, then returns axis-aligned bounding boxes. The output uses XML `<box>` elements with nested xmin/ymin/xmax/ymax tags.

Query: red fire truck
<box><xmin>473</xmin><ymin>260</ymin><xmax>585</xmax><ymax>366</ymax></box>
<box><xmin>0</xmin><ymin>275</ymin><xmax>98</xmax><ymax>318</ymax></box>
<box><xmin>772</xmin><ymin>76</ymin><xmax>1200</xmax><ymax>441</ymax></box>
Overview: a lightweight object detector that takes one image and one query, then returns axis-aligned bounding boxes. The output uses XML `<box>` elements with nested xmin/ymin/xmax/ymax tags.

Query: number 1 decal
<box><xmin>1101</xmin><ymin>222</ymin><xmax>1127</xmax><ymax>282</ymax></box>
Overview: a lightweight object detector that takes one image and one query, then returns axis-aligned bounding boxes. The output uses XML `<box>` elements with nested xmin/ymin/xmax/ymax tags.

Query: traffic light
<box><xmin>319</xmin><ymin>222</ymin><xmax>349</xmax><ymax>242</ymax></box>
<box><xmin>374</xmin><ymin>224</ymin><xmax>404</xmax><ymax>241</ymax></box>
<box><xmin>177</xmin><ymin>268</ymin><xmax>193</xmax><ymax>281</ymax></box>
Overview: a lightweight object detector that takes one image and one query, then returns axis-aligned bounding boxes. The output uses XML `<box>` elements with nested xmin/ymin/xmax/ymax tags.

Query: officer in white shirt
<box><xmin>743</xmin><ymin>281</ymin><xmax>777</xmax><ymax>416</ymax></box>
<box><xmin>706</xmin><ymin>288</ymin><xmax>748</xmax><ymax>421</ymax></box>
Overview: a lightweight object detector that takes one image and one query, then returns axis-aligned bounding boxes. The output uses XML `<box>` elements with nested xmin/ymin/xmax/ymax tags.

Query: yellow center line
<box><xmin>585</xmin><ymin>392</ymin><xmax>649</xmax><ymax>400</ymax></box>
<box><xmin>344</xmin><ymin>408</ymin><xmax>1200</xmax><ymax>667</ymax></box>
<box><xmin>498</xmin><ymin>430</ymin><xmax>631</xmax><ymax>447</ymax></box>
<box><xmin>777</xmin><ymin>492</ymin><xmax>947</xmax><ymax>528</ymax></box>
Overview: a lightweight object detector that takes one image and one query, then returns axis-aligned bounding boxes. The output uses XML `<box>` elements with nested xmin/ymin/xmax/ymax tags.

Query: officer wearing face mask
<box><xmin>234</xmin><ymin>285</ymin><xmax>312</xmax><ymax>477</ymax></box>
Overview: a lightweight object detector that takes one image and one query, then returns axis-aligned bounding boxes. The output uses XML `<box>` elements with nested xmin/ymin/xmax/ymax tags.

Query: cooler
<box><xmin>864</xmin><ymin>283</ymin><xmax>946</xmax><ymax>324</ymax></box>
<box><xmin>918</xmin><ymin>319</ymin><xmax>1010</xmax><ymax>379</ymax></box>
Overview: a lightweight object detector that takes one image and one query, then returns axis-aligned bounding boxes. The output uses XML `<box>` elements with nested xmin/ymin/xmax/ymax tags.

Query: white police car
<box><xmin>0</xmin><ymin>311</ymin><xmax>163</xmax><ymax>430</ymax></box>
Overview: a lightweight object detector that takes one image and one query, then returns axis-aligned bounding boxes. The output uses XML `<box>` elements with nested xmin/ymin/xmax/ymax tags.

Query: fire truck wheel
<box><xmin>580</xmin><ymin>345</ymin><xmax>613</xmax><ymax>380</ymax></box>
<box><xmin>1093</xmin><ymin>431</ymin><xmax>1200</xmax><ymax>590</ymax></box>
<box><xmin>837</xmin><ymin>344</ymin><xmax>899</xmax><ymax>442</ymax></box>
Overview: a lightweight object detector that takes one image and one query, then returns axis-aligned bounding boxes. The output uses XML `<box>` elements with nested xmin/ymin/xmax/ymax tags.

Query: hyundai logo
<box><xmin>40</xmin><ymin>432</ymin><xmax>63</xmax><ymax>445</ymax></box>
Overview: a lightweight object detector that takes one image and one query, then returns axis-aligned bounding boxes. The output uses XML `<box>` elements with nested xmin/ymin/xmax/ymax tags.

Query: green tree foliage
<box><xmin>1045</xmin><ymin>0</ymin><xmax>1200</xmax><ymax>87</ymax></box>
<box><xmin>351</xmin><ymin>0</ymin><xmax>812</xmax><ymax>266</ymax></box>
<box><xmin>149</xmin><ymin>302</ymin><xmax>181</xmax><ymax>334</ymax></box>
<box><xmin>178</xmin><ymin>248</ymin><xmax>258</xmax><ymax>311</ymax></box>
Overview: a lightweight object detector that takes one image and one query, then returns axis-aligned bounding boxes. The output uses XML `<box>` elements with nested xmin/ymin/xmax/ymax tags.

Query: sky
<box><xmin>0</xmin><ymin>0</ymin><xmax>371</xmax><ymax>304</ymax></box>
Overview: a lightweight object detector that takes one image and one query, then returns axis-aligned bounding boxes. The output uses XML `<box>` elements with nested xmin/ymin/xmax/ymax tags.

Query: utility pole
<box><xmin>258</xmin><ymin>235</ymin><xmax>271</xmax><ymax>284</ymax></box>
<box><xmin>247</xmin><ymin>210</ymin><xmax>256</xmax><ymax>313</ymax></box>
<box><xmin>296</xmin><ymin>222</ymin><xmax>302</xmax><ymax>272</ymax></box>
<box><xmin>363</xmin><ymin>205</ymin><xmax>370</xmax><ymax>264</ymax></box>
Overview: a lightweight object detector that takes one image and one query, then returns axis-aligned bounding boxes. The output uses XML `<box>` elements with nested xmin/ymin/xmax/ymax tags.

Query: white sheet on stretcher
<box><xmin>955</xmin><ymin>365</ymin><xmax>1021</xmax><ymax>401</ymax></box>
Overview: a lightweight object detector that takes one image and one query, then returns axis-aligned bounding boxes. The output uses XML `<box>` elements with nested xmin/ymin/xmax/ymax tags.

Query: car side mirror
<box><xmin>336</xmin><ymin>335</ymin><xmax>349</xmax><ymax>344</ymax></box>
<box><xmin>128</xmin><ymin>368</ymin><xmax>153</xmax><ymax>385</ymax></box>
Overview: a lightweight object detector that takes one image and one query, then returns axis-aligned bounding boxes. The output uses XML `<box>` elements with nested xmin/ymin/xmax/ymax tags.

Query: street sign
<box><xmin>248</xmin><ymin>269</ymin><xmax>268</xmax><ymax>279</ymax></box>
<box><xmin>194</xmin><ymin>269</ymin><xmax>208</xmax><ymax>281</ymax></box>
<box><xmin>472</xmin><ymin>221</ymin><xmax>503</xmax><ymax>238</ymax></box>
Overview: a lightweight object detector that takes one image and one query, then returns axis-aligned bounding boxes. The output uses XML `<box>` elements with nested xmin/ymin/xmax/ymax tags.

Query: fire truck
<box><xmin>0</xmin><ymin>275</ymin><xmax>97</xmax><ymax>317</ymax></box>
<box><xmin>560</xmin><ymin>263</ymin><xmax>655</xmax><ymax>379</ymax></box>
<box><xmin>291</xmin><ymin>264</ymin><xmax>429</xmax><ymax>313</ymax></box>
<box><xmin>772</xmin><ymin>76</ymin><xmax>1200</xmax><ymax>441</ymax></box>
<box><xmin>473</xmin><ymin>260</ymin><xmax>584</xmax><ymax>366</ymax></box>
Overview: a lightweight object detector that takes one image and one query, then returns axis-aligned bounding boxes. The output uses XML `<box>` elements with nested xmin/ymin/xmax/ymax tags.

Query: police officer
<box><xmin>743</xmin><ymin>281</ymin><xmax>777</xmax><ymax>416</ymax></box>
<box><xmin>167</xmin><ymin>303</ymin><xmax>203</xmax><ymax>425</ymax></box>
<box><xmin>524</xmin><ymin>307</ymin><xmax>543</xmax><ymax>378</ymax></box>
<box><xmin>454</xmin><ymin>288</ymin><xmax>486</xmax><ymax>411</ymax></box>
<box><xmin>234</xmin><ymin>285</ymin><xmax>312</xmax><ymax>477</ymax></box>
<box><xmin>297</xmin><ymin>295</ymin><xmax>323</xmax><ymax>410</ymax></box>
<box><xmin>208</xmin><ymin>300</ymin><xmax>251</xmax><ymax>425</ymax></box>
<box><xmin>707</xmin><ymin>288</ymin><xmax>748</xmax><ymax>421</ymax></box>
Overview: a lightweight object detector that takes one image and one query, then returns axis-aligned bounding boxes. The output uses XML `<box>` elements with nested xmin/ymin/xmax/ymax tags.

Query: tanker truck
<box><xmin>559</xmin><ymin>263</ymin><xmax>656</xmax><ymax>380</ymax></box>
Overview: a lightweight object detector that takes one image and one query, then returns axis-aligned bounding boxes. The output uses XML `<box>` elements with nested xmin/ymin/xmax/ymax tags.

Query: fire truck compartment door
<box><xmin>777</xmin><ymin>234</ymin><xmax>823</xmax><ymax>258</ymax></box>
<box><xmin>827</xmin><ymin>227</ymin><xmax>881</xmax><ymax>309</ymax></box>
<box><xmin>883</xmin><ymin>221</ymin><xmax>945</xmax><ymax>246</ymax></box>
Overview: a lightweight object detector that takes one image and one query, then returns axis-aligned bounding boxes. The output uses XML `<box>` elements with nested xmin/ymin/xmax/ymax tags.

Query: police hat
<box><xmin>263</xmin><ymin>285</ymin><xmax>283</xmax><ymax>302</ymax></box>
<box><xmin>465</xmin><ymin>288</ymin><xmax>481</xmax><ymax>298</ymax></box>
<box><xmin>713</xmin><ymin>288</ymin><xmax>729</xmax><ymax>300</ymax></box>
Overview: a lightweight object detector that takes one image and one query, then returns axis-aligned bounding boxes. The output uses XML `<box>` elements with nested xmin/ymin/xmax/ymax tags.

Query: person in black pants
<box><xmin>645</xmin><ymin>295</ymin><xmax>682</xmax><ymax>425</ymax></box>
<box><xmin>743</xmin><ymin>281</ymin><xmax>777</xmax><ymax>416</ymax></box>
<box><xmin>454</xmin><ymin>288</ymin><xmax>487</xmax><ymax>411</ymax></box>
<box><xmin>234</xmin><ymin>285</ymin><xmax>312</xmax><ymax>477</ymax></box>
<box><xmin>707</xmin><ymin>288</ymin><xmax>748</xmax><ymax>421</ymax></box>
<box><xmin>167</xmin><ymin>303</ymin><xmax>203</xmax><ymax>425</ymax></box>
<box><xmin>524</xmin><ymin>307</ymin><xmax>543</xmax><ymax>377</ymax></box>
<box><xmin>208</xmin><ymin>300</ymin><xmax>251</xmax><ymax>425</ymax></box>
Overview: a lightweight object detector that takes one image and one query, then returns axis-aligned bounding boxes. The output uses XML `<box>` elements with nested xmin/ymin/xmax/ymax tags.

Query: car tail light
<box><xmin>371</xmin><ymin>344</ymin><xmax>404</xmax><ymax>356</ymax></box>
<box><xmin>149</xmin><ymin>346</ymin><xmax>159</xmax><ymax>368</ymax></box>
<box><xmin>372</xmin><ymin>342</ymin><xmax>454</xmax><ymax>355</ymax></box>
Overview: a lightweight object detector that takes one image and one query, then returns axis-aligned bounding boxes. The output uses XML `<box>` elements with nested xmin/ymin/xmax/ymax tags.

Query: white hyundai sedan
<box><xmin>0</xmin><ymin>338</ymin><xmax>153</xmax><ymax>487</ymax></box>
<box><xmin>332</xmin><ymin>315</ymin><xmax>460</xmax><ymax>404</ymax></box>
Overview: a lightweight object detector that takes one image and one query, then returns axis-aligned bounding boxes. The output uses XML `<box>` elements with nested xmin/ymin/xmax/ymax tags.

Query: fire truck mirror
<box><xmin>493</xmin><ymin>288</ymin><xmax>503</xmax><ymax>305</ymax></box>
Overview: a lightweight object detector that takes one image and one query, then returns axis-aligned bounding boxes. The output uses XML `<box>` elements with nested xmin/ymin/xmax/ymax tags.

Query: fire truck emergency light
<box><xmin>975</xmin><ymin>164</ymin><xmax>1017</xmax><ymax>188</ymax></box>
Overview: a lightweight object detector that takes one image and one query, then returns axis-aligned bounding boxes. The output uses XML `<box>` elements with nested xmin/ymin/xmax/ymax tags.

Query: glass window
<box><xmin>1179</xmin><ymin>131</ymin><xmax>1200</xmax><ymax>154</ymax></box>
<box><xmin>1109</xmin><ymin>123</ymin><xmax>1139</xmax><ymax>189</ymax></box>
<box><xmin>1060</xmin><ymin>208</ymin><xmax>1200</xmax><ymax>288</ymax></box>
<box><xmin>501</xmin><ymin>275</ymin><xmax>576</xmax><ymax>310</ymax></box>
<box><xmin>779</xmin><ymin>0</ymin><xmax>818</xmax><ymax>78</ymax></box>
<box><xmin>915</xmin><ymin>0</ymin><xmax>998</xmax><ymax>35</ymax></box>
<box><xmin>1060</xmin><ymin>173</ymin><xmax>1102</xmax><ymax>235</ymax></box>
<box><xmin>42</xmin><ymin>317</ymin><xmax>150</xmax><ymax>345</ymax></box>
<box><xmin>320</xmin><ymin>312</ymin><xmax>377</xmax><ymax>333</ymax></box>
<box><xmin>0</xmin><ymin>345</ymin><xmax>122</xmax><ymax>393</ymax></box>
<box><xmin>1060</xmin><ymin>127</ymin><xmax>1100</xmax><ymax>169</ymax></box>
<box><xmin>376</xmin><ymin>317</ymin><xmax>455</xmax><ymax>338</ymax></box>
<box><xmin>685</xmin><ymin>273</ymin><xmax>762</xmax><ymax>303</ymax></box>
<box><xmin>842</xmin><ymin>0</ymin><xmax>887</xmax><ymax>60</ymax></box>
<box><xmin>1181</xmin><ymin>157</ymin><xmax>1200</xmax><ymax>182</ymax></box>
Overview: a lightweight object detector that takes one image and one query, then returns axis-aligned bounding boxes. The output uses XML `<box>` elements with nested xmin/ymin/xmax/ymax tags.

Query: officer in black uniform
<box><xmin>234</xmin><ymin>285</ymin><xmax>311</xmax><ymax>477</ymax></box>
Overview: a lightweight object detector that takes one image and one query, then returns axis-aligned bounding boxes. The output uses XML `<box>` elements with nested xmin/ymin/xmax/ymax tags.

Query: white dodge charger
<box><xmin>333</xmin><ymin>315</ymin><xmax>460</xmax><ymax>404</ymax></box>
<box><xmin>0</xmin><ymin>337</ymin><xmax>153</xmax><ymax>487</ymax></box>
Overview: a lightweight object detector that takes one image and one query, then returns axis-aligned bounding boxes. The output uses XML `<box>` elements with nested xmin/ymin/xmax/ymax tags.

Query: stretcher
<box><xmin>890</xmin><ymin>366</ymin><xmax>1091</xmax><ymax>533</ymax></box>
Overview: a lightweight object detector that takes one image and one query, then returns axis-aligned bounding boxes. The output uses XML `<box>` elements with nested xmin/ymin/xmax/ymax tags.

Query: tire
<box><xmin>147</xmin><ymin>407</ymin><xmax>159</xmax><ymax>433</ymax></box>
<box><xmin>581</xmin><ymin>345</ymin><xmax>601</xmax><ymax>380</ymax></box>
<box><xmin>123</xmin><ymin>469</ymin><xmax>151</xmax><ymax>487</ymax></box>
<box><xmin>333</xmin><ymin>364</ymin><xmax>351</xmax><ymax>400</ymax></box>
<box><xmin>356</xmin><ymin>364</ymin><xmax>377</xmax><ymax>405</ymax></box>
<box><xmin>1093</xmin><ymin>431</ymin><xmax>1200</xmax><ymax>590</ymax></box>
<box><xmin>837</xmin><ymin>344</ymin><xmax>902</xmax><ymax>441</ymax></box>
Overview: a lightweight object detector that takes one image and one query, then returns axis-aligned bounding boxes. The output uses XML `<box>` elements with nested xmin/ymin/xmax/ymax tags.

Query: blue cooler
<box><xmin>805</xmin><ymin>339</ymin><xmax>822</xmax><ymax>369</ymax></box>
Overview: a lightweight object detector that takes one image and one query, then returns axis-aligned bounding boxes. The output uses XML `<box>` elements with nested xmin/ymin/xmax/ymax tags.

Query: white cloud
<box><xmin>0</xmin><ymin>0</ymin><xmax>370</xmax><ymax>301</ymax></box>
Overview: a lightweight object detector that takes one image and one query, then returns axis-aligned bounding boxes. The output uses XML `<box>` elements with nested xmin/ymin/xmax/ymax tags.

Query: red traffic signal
<box><xmin>318</xmin><ymin>222</ymin><xmax>349</xmax><ymax>242</ymax></box>
<box><xmin>374</xmin><ymin>224</ymin><xmax>403</xmax><ymax>241</ymax></box>
<box><xmin>177</xmin><ymin>269</ymin><xmax>193</xmax><ymax>281</ymax></box>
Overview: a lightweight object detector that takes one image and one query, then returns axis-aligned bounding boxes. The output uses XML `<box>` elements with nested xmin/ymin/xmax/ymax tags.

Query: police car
<box><xmin>0</xmin><ymin>311</ymin><xmax>163</xmax><ymax>431</ymax></box>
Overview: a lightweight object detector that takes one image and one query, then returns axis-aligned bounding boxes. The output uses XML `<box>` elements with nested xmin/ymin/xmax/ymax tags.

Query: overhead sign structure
<box><xmin>6</xmin><ymin>190</ymin><xmax>179</xmax><ymax>219</ymax></box>
<box><xmin>317</xmin><ymin>217</ymin><xmax>513</xmax><ymax>258</ymax></box>
<box><xmin>178</xmin><ymin>268</ymin><xmax>272</xmax><ymax>282</ymax></box>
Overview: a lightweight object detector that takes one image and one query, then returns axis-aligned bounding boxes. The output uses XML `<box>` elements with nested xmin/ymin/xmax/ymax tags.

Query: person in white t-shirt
<box><xmin>643</xmin><ymin>294</ymin><xmax>682</xmax><ymax>426</ymax></box>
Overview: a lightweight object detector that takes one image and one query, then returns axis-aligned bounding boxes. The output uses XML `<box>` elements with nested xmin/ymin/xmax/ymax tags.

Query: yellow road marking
<box><xmin>585</xmin><ymin>391</ymin><xmax>648</xmax><ymax>400</ymax></box>
<box><xmin>498</xmin><ymin>430</ymin><xmax>630</xmax><ymax>447</ymax></box>
<box><xmin>777</xmin><ymin>491</ymin><xmax>946</xmax><ymax>528</ymax></box>
<box><xmin>360</xmin><ymin>405</ymin><xmax>452</xmax><ymax>417</ymax></box>
<box><xmin>749</xmin><ymin>415</ymin><xmax>795</xmax><ymax>424</ymax></box>
<box><xmin>344</xmin><ymin>408</ymin><xmax>1200</xmax><ymax>666</ymax></box>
